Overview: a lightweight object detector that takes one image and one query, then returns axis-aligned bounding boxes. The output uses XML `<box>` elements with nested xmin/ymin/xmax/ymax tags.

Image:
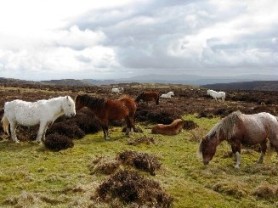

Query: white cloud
<box><xmin>54</xmin><ymin>26</ymin><xmax>106</xmax><ymax>50</ymax></box>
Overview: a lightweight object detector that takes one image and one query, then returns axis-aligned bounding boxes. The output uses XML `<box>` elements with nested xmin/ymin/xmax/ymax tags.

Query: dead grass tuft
<box><xmin>252</xmin><ymin>182</ymin><xmax>278</xmax><ymax>199</ymax></box>
<box><xmin>117</xmin><ymin>150</ymin><xmax>161</xmax><ymax>176</ymax></box>
<box><xmin>93</xmin><ymin>170</ymin><xmax>173</xmax><ymax>207</ymax></box>
<box><xmin>47</xmin><ymin>122</ymin><xmax>85</xmax><ymax>139</ymax></box>
<box><xmin>44</xmin><ymin>133</ymin><xmax>74</xmax><ymax>151</ymax></box>
<box><xmin>88</xmin><ymin>156</ymin><xmax>120</xmax><ymax>175</ymax></box>
<box><xmin>135</xmin><ymin>105</ymin><xmax>182</xmax><ymax>124</ymax></box>
<box><xmin>128</xmin><ymin>136</ymin><xmax>155</xmax><ymax>146</ymax></box>
<box><xmin>243</xmin><ymin>164</ymin><xmax>278</xmax><ymax>176</ymax></box>
<box><xmin>211</xmin><ymin>181</ymin><xmax>247</xmax><ymax>199</ymax></box>
<box><xmin>3</xmin><ymin>191</ymin><xmax>64</xmax><ymax>207</ymax></box>
<box><xmin>183</xmin><ymin>120</ymin><xmax>198</xmax><ymax>130</ymax></box>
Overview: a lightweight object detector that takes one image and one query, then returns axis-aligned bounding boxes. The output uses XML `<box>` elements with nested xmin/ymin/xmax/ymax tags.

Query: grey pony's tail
<box><xmin>1</xmin><ymin>115</ymin><xmax>10</xmax><ymax>136</ymax></box>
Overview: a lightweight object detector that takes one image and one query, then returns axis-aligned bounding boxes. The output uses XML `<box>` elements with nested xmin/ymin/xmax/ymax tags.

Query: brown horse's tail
<box><xmin>1</xmin><ymin>115</ymin><xmax>10</xmax><ymax>136</ymax></box>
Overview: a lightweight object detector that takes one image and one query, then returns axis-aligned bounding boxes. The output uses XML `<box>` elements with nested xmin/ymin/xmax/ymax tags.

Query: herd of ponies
<box><xmin>1</xmin><ymin>87</ymin><xmax>278</xmax><ymax>169</ymax></box>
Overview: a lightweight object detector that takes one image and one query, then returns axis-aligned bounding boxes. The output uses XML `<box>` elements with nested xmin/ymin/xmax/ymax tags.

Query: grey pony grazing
<box><xmin>199</xmin><ymin>111</ymin><xmax>278</xmax><ymax>168</ymax></box>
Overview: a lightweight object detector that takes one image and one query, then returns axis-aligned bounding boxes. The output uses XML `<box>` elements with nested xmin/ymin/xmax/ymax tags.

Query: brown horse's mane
<box><xmin>77</xmin><ymin>94</ymin><xmax>106</xmax><ymax>110</ymax></box>
<box><xmin>206</xmin><ymin>110</ymin><xmax>242</xmax><ymax>141</ymax></box>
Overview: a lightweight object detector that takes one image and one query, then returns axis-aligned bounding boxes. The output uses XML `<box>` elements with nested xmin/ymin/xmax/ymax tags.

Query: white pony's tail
<box><xmin>1</xmin><ymin>115</ymin><xmax>10</xmax><ymax>136</ymax></box>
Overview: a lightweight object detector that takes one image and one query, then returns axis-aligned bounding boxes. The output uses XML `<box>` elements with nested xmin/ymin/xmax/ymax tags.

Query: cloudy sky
<box><xmin>0</xmin><ymin>0</ymin><xmax>278</xmax><ymax>81</ymax></box>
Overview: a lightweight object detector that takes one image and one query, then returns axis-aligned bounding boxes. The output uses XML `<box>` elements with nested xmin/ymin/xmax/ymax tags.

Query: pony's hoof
<box><xmin>256</xmin><ymin>160</ymin><xmax>263</xmax><ymax>164</ymax></box>
<box><xmin>32</xmin><ymin>140</ymin><xmax>41</xmax><ymax>144</ymax></box>
<box><xmin>234</xmin><ymin>165</ymin><xmax>240</xmax><ymax>169</ymax></box>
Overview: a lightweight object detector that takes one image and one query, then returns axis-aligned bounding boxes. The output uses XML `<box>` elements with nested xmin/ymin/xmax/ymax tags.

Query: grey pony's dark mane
<box><xmin>207</xmin><ymin>110</ymin><xmax>242</xmax><ymax>141</ymax></box>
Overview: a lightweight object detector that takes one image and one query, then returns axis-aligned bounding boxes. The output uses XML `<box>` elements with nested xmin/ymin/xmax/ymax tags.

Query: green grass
<box><xmin>0</xmin><ymin>115</ymin><xmax>277</xmax><ymax>207</ymax></box>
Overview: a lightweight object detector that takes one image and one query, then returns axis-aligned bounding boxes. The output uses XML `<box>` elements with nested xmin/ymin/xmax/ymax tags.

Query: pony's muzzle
<box><xmin>203</xmin><ymin>160</ymin><xmax>209</xmax><ymax>165</ymax></box>
<box><xmin>69</xmin><ymin>112</ymin><xmax>76</xmax><ymax>117</ymax></box>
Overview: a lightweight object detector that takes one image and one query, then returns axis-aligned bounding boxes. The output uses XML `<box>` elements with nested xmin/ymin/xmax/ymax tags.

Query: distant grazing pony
<box><xmin>199</xmin><ymin>111</ymin><xmax>278</xmax><ymax>168</ymax></box>
<box><xmin>75</xmin><ymin>94</ymin><xmax>137</xmax><ymax>140</ymax></box>
<box><xmin>135</xmin><ymin>91</ymin><xmax>160</xmax><ymax>105</ymax></box>
<box><xmin>160</xmin><ymin>91</ymin><xmax>174</xmax><ymax>99</ymax></box>
<box><xmin>207</xmin><ymin>89</ymin><xmax>226</xmax><ymax>101</ymax></box>
<box><xmin>151</xmin><ymin>119</ymin><xmax>184</xmax><ymax>135</ymax></box>
<box><xmin>1</xmin><ymin>96</ymin><xmax>76</xmax><ymax>143</ymax></box>
<box><xmin>111</xmin><ymin>87</ymin><xmax>124</xmax><ymax>94</ymax></box>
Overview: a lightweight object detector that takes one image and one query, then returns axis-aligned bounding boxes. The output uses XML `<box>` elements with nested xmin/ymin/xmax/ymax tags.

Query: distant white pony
<box><xmin>111</xmin><ymin>87</ymin><xmax>124</xmax><ymax>94</ymax></box>
<box><xmin>207</xmin><ymin>89</ymin><xmax>226</xmax><ymax>101</ymax></box>
<box><xmin>1</xmin><ymin>96</ymin><xmax>76</xmax><ymax>143</ymax></box>
<box><xmin>160</xmin><ymin>91</ymin><xmax>175</xmax><ymax>99</ymax></box>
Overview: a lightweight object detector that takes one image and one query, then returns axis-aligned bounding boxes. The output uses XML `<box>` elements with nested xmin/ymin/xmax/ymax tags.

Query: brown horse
<box><xmin>135</xmin><ymin>91</ymin><xmax>160</xmax><ymax>105</ymax></box>
<box><xmin>151</xmin><ymin>119</ymin><xmax>184</xmax><ymax>135</ymax></box>
<box><xmin>199</xmin><ymin>111</ymin><xmax>278</xmax><ymax>168</ymax></box>
<box><xmin>75</xmin><ymin>94</ymin><xmax>137</xmax><ymax>140</ymax></box>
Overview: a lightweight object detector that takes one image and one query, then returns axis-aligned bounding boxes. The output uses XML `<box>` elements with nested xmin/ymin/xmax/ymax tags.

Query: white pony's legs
<box><xmin>35</xmin><ymin>122</ymin><xmax>48</xmax><ymax>142</ymax></box>
<box><xmin>10</xmin><ymin>122</ymin><xmax>19</xmax><ymax>143</ymax></box>
<box><xmin>234</xmin><ymin>152</ymin><xmax>241</xmax><ymax>168</ymax></box>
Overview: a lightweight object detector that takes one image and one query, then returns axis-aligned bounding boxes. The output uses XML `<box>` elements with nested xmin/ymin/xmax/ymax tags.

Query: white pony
<box><xmin>1</xmin><ymin>96</ymin><xmax>76</xmax><ymax>143</ymax></box>
<box><xmin>160</xmin><ymin>91</ymin><xmax>175</xmax><ymax>99</ymax></box>
<box><xmin>111</xmin><ymin>87</ymin><xmax>124</xmax><ymax>94</ymax></box>
<box><xmin>207</xmin><ymin>89</ymin><xmax>226</xmax><ymax>101</ymax></box>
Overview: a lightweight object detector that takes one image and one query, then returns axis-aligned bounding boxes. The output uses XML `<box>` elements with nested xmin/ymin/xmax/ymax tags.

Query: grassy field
<box><xmin>0</xmin><ymin>115</ymin><xmax>278</xmax><ymax>207</ymax></box>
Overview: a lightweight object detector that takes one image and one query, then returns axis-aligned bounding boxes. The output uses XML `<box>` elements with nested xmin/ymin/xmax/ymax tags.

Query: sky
<box><xmin>0</xmin><ymin>0</ymin><xmax>278</xmax><ymax>81</ymax></box>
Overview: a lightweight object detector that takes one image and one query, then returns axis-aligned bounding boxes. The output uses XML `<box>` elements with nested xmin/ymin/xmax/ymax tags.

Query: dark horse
<box><xmin>135</xmin><ymin>91</ymin><xmax>160</xmax><ymax>105</ymax></box>
<box><xmin>75</xmin><ymin>94</ymin><xmax>137</xmax><ymax>140</ymax></box>
<box><xmin>199</xmin><ymin>111</ymin><xmax>278</xmax><ymax>168</ymax></box>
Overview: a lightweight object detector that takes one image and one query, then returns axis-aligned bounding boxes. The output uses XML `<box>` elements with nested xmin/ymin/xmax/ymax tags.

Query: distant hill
<box><xmin>1</xmin><ymin>77</ymin><xmax>278</xmax><ymax>91</ymax></box>
<box><xmin>41</xmin><ymin>79</ymin><xmax>93</xmax><ymax>86</ymax></box>
<box><xmin>0</xmin><ymin>77</ymin><xmax>96</xmax><ymax>87</ymax></box>
<box><xmin>202</xmin><ymin>80</ymin><xmax>278</xmax><ymax>91</ymax></box>
<box><xmin>0</xmin><ymin>77</ymin><xmax>38</xmax><ymax>85</ymax></box>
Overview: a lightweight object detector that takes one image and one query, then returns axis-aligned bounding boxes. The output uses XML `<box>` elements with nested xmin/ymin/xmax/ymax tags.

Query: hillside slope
<box><xmin>202</xmin><ymin>80</ymin><xmax>278</xmax><ymax>91</ymax></box>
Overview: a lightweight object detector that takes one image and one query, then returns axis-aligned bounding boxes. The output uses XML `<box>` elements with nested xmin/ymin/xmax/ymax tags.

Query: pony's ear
<box><xmin>66</xmin><ymin>96</ymin><xmax>69</xmax><ymax>100</ymax></box>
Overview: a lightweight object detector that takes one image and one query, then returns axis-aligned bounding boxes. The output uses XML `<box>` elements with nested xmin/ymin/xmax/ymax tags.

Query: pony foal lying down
<box><xmin>199</xmin><ymin>111</ymin><xmax>278</xmax><ymax>168</ymax></box>
<box><xmin>151</xmin><ymin>119</ymin><xmax>184</xmax><ymax>135</ymax></box>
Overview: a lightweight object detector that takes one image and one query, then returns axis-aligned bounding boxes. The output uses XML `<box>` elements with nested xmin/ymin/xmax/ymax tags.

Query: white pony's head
<box><xmin>207</xmin><ymin>89</ymin><xmax>212</xmax><ymax>95</ymax></box>
<box><xmin>62</xmin><ymin>96</ymin><xmax>76</xmax><ymax>117</ymax></box>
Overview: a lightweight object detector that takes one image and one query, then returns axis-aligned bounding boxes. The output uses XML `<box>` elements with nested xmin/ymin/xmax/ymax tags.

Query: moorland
<box><xmin>0</xmin><ymin>81</ymin><xmax>278</xmax><ymax>208</ymax></box>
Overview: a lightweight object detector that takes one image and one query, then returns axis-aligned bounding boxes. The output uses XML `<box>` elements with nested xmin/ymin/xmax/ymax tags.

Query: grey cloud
<box><xmin>69</xmin><ymin>0</ymin><xmax>256</xmax><ymax>72</ymax></box>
